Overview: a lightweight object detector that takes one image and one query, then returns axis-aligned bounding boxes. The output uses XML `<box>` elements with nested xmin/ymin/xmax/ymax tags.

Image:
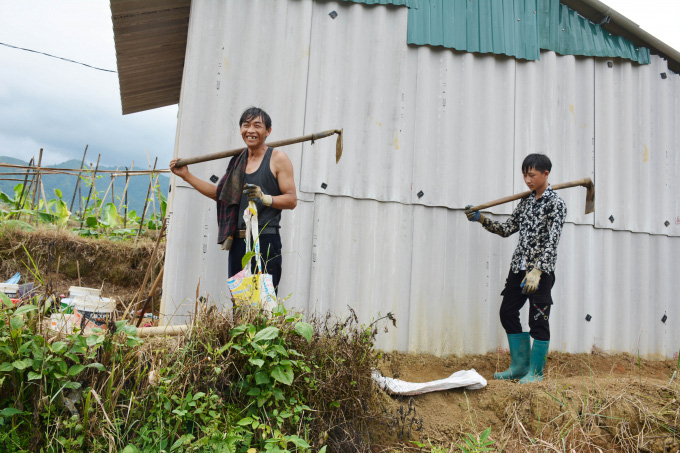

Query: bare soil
<box><xmin>371</xmin><ymin>351</ymin><xmax>680</xmax><ymax>452</ymax></box>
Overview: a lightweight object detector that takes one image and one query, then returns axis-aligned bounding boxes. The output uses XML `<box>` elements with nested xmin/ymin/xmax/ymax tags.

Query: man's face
<box><xmin>240</xmin><ymin>115</ymin><xmax>271</xmax><ymax>148</ymax></box>
<box><xmin>523</xmin><ymin>167</ymin><xmax>549</xmax><ymax>191</ymax></box>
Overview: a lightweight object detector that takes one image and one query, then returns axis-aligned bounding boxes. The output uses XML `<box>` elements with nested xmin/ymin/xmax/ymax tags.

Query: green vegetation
<box><xmin>0</xmin><ymin>292</ymin><xmax>387</xmax><ymax>451</ymax></box>
<box><xmin>0</xmin><ymin>178</ymin><xmax>167</xmax><ymax>241</ymax></box>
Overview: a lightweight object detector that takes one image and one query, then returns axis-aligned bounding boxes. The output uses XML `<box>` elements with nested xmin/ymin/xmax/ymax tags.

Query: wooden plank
<box><xmin>111</xmin><ymin>0</ymin><xmax>190</xmax><ymax>17</ymax></box>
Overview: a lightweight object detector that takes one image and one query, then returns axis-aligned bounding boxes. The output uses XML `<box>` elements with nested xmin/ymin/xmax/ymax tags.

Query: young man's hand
<box><xmin>243</xmin><ymin>184</ymin><xmax>273</xmax><ymax>206</ymax></box>
<box><xmin>464</xmin><ymin>205</ymin><xmax>485</xmax><ymax>223</ymax></box>
<box><xmin>521</xmin><ymin>268</ymin><xmax>542</xmax><ymax>294</ymax></box>
<box><xmin>169</xmin><ymin>158</ymin><xmax>189</xmax><ymax>179</ymax></box>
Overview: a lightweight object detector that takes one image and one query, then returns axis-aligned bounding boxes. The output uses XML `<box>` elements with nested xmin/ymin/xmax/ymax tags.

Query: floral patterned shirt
<box><xmin>481</xmin><ymin>185</ymin><xmax>567</xmax><ymax>274</ymax></box>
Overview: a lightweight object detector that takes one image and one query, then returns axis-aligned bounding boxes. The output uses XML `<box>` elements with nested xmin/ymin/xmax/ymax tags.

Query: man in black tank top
<box><xmin>170</xmin><ymin>107</ymin><xmax>297</xmax><ymax>289</ymax></box>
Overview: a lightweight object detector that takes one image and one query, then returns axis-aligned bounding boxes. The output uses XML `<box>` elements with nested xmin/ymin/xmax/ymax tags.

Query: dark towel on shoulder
<box><xmin>216</xmin><ymin>149</ymin><xmax>248</xmax><ymax>245</ymax></box>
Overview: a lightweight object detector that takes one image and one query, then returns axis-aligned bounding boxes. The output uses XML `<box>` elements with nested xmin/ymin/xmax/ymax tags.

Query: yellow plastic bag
<box><xmin>227</xmin><ymin>201</ymin><xmax>277</xmax><ymax>309</ymax></box>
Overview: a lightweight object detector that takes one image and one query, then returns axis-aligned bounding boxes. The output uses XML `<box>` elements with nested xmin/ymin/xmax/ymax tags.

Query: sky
<box><xmin>0</xmin><ymin>0</ymin><xmax>679</xmax><ymax>169</ymax></box>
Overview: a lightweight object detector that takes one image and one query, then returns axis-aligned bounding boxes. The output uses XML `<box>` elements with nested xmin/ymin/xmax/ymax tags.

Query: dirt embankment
<box><xmin>0</xmin><ymin>225</ymin><xmax>164</xmax><ymax>307</ymax></box>
<box><xmin>372</xmin><ymin>351</ymin><xmax>680</xmax><ymax>452</ymax></box>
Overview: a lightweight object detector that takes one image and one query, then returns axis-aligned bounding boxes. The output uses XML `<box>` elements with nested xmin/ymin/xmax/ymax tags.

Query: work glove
<box><xmin>521</xmin><ymin>268</ymin><xmax>542</xmax><ymax>294</ymax></box>
<box><xmin>243</xmin><ymin>184</ymin><xmax>273</xmax><ymax>206</ymax></box>
<box><xmin>464</xmin><ymin>205</ymin><xmax>485</xmax><ymax>223</ymax></box>
<box><xmin>221</xmin><ymin>236</ymin><xmax>233</xmax><ymax>251</ymax></box>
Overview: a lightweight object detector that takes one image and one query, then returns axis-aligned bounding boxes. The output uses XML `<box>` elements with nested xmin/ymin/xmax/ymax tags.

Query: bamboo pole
<box><xmin>98</xmin><ymin>167</ymin><xmax>119</xmax><ymax>211</ymax></box>
<box><xmin>117</xmin><ymin>162</ymin><xmax>134</xmax><ymax>213</ymax></box>
<box><xmin>0</xmin><ymin>162</ymin><xmax>167</xmax><ymax>175</ymax></box>
<box><xmin>32</xmin><ymin>149</ymin><xmax>43</xmax><ymax>226</ymax></box>
<box><xmin>69</xmin><ymin>145</ymin><xmax>88</xmax><ymax>213</ymax></box>
<box><xmin>123</xmin><ymin>219</ymin><xmax>166</xmax><ymax>320</ymax></box>
<box><xmin>12</xmin><ymin>158</ymin><xmax>34</xmax><ymax>221</ymax></box>
<box><xmin>136</xmin><ymin>157</ymin><xmax>157</xmax><ymax>239</ymax></box>
<box><xmin>79</xmin><ymin>155</ymin><xmax>101</xmax><ymax>226</ymax></box>
<box><xmin>135</xmin><ymin>266</ymin><xmax>164</xmax><ymax>328</ymax></box>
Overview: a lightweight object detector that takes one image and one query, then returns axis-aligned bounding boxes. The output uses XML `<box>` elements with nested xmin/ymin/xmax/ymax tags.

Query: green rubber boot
<box><xmin>494</xmin><ymin>333</ymin><xmax>530</xmax><ymax>380</ymax></box>
<box><xmin>519</xmin><ymin>340</ymin><xmax>550</xmax><ymax>384</ymax></box>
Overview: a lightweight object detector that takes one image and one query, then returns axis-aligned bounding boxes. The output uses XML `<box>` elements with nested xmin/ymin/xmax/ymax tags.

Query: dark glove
<box><xmin>464</xmin><ymin>205</ymin><xmax>485</xmax><ymax>223</ymax></box>
<box><xmin>243</xmin><ymin>184</ymin><xmax>273</xmax><ymax>206</ymax></box>
<box><xmin>520</xmin><ymin>268</ymin><xmax>542</xmax><ymax>294</ymax></box>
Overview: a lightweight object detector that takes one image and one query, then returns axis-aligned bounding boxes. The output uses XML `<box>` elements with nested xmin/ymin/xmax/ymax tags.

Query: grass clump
<box><xmin>0</xmin><ymin>293</ymin><xmax>389</xmax><ymax>452</ymax></box>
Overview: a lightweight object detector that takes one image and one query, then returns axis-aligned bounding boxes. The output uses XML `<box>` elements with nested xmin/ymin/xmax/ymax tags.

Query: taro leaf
<box><xmin>248</xmin><ymin>358</ymin><xmax>265</xmax><ymax>368</ymax></box>
<box><xmin>294</xmin><ymin>322</ymin><xmax>314</xmax><ymax>343</ymax></box>
<box><xmin>86</xmin><ymin>335</ymin><xmax>100</xmax><ymax>347</ymax></box>
<box><xmin>27</xmin><ymin>371</ymin><xmax>41</xmax><ymax>380</ymax></box>
<box><xmin>0</xmin><ymin>293</ymin><xmax>13</xmax><ymax>308</ymax></box>
<box><xmin>100</xmin><ymin>203</ymin><xmax>119</xmax><ymax>228</ymax></box>
<box><xmin>86</xmin><ymin>216</ymin><xmax>98</xmax><ymax>228</ymax></box>
<box><xmin>38</xmin><ymin>212</ymin><xmax>57</xmax><ymax>223</ymax></box>
<box><xmin>13</xmin><ymin>184</ymin><xmax>23</xmax><ymax>204</ymax></box>
<box><xmin>0</xmin><ymin>407</ymin><xmax>23</xmax><ymax>417</ymax></box>
<box><xmin>12</xmin><ymin>359</ymin><xmax>33</xmax><ymax>370</ymax></box>
<box><xmin>88</xmin><ymin>363</ymin><xmax>106</xmax><ymax>372</ymax></box>
<box><xmin>0</xmin><ymin>362</ymin><xmax>14</xmax><ymax>372</ymax></box>
<box><xmin>237</xmin><ymin>417</ymin><xmax>254</xmax><ymax>426</ymax></box>
<box><xmin>253</xmin><ymin>326</ymin><xmax>279</xmax><ymax>343</ymax></box>
<box><xmin>230</xmin><ymin>325</ymin><xmax>248</xmax><ymax>337</ymax></box>
<box><xmin>247</xmin><ymin>388</ymin><xmax>260</xmax><ymax>396</ymax></box>
<box><xmin>254</xmin><ymin>371</ymin><xmax>270</xmax><ymax>385</ymax></box>
<box><xmin>271</xmin><ymin>365</ymin><xmax>294</xmax><ymax>385</ymax></box>
<box><xmin>9</xmin><ymin>316</ymin><xmax>24</xmax><ymax>331</ymax></box>
<box><xmin>121</xmin><ymin>446</ymin><xmax>140</xmax><ymax>453</ymax></box>
<box><xmin>68</xmin><ymin>364</ymin><xmax>85</xmax><ymax>376</ymax></box>
<box><xmin>287</xmin><ymin>435</ymin><xmax>311</xmax><ymax>449</ymax></box>
<box><xmin>14</xmin><ymin>304</ymin><xmax>37</xmax><ymax>316</ymax></box>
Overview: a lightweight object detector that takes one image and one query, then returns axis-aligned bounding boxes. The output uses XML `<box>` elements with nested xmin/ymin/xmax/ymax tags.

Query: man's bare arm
<box><xmin>270</xmin><ymin>150</ymin><xmax>297</xmax><ymax>210</ymax></box>
<box><xmin>169</xmin><ymin>158</ymin><xmax>218</xmax><ymax>201</ymax></box>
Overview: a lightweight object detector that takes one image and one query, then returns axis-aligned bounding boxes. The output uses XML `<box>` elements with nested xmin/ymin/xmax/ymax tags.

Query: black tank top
<box><xmin>238</xmin><ymin>147</ymin><xmax>282</xmax><ymax>230</ymax></box>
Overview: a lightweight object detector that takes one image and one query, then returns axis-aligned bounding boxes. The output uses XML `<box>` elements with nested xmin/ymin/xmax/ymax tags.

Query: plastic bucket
<box><xmin>0</xmin><ymin>283</ymin><xmax>19</xmax><ymax>297</ymax></box>
<box><xmin>71</xmin><ymin>295</ymin><xmax>115</xmax><ymax>326</ymax></box>
<box><xmin>68</xmin><ymin>286</ymin><xmax>101</xmax><ymax>298</ymax></box>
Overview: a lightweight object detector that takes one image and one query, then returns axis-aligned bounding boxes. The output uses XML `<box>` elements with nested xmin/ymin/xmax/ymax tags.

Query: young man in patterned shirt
<box><xmin>464</xmin><ymin>154</ymin><xmax>567</xmax><ymax>383</ymax></box>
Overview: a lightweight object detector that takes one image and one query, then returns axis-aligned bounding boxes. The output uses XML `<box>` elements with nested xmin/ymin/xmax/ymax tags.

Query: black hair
<box><xmin>521</xmin><ymin>153</ymin><xmax>552</xmax><ymax>174</ymax></box>
<box><xmin>239</xmin><ymin>107</ymin><xmax>272</xmax><ymax>130</ymax></box>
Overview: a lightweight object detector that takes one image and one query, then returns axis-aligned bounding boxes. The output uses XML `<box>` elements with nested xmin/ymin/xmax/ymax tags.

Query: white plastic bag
<box><xmin>371</xmin><ymin>369</ymin><xmax>487</xmax><ymax>395</ymax></box>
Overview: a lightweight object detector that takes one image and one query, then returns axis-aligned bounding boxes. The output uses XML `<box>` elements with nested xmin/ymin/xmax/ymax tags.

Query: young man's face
<box><xmin>523</xmin><ymin>167</ymin><xmax>549</xmax><ymax>191</ymax></box>
<box><xmin>240</xmin><ymin>115</ymin><xmax>271</xmax><ymax>148</ymax></box>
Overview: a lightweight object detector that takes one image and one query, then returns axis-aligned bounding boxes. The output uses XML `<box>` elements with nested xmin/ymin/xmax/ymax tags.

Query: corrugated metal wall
<box><xmin>163</xmin><ymin>0</ymin><xmax>680</xmax><ymax>358</ymax></box>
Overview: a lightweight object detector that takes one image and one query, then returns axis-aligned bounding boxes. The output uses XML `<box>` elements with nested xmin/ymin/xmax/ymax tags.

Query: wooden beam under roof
<box><xmin>110</xmin><ymin>0</ymin><xmax>190</xmax><ymax>114</ymax></box>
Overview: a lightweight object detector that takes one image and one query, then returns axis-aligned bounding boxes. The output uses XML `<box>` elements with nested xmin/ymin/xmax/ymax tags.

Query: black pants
<box><xmin>499</xmin><ymin>269</ymin><xmax>554</xmax><ymax>341</ymax></box>
<box><xmin>228</xmin><ymin>234</ymin><xmax>283</xmax><ymax>289</ymax></box>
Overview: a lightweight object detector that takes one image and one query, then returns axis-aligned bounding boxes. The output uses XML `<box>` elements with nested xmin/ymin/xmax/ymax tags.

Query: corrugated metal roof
<box><xmin>407</xmin><ymin>0</ymin><xmax>540</xmax><ymax>60</ymax></box>
<box><xmin>539</xmin><ymin>0</ymin><xmax>650</xmax><ymax>64</ymax></box>
<box><xmin>110</xmin><ymin>0</ymin><xmax>190</xmax><ymax>114</ymax></box>
<box><xmin>406</xmin><ymin>0</ymin><xmax>650</xmax><ymax>64</ymax></box>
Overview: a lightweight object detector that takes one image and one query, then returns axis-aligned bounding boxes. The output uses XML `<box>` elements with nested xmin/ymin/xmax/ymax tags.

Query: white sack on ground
<box><xmin>372</xmin><ymin>369</ymin><xmax>487</xmax><ymax>395</ymax></box>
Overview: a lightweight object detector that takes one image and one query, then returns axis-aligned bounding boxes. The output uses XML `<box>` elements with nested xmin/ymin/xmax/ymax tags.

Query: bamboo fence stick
<box><xmin>69</xmin><ymin>145</ymin><xmax>88</xmax><ymax>213</ymax></box>
<box><xmin>136</xmin><ymin>158</ymin><xmax>157</xmax><ymax>239</ymax></box>
<box><xmin>79</xmin><ymin>155</ymin><xmax>101</xmax><ymax>226</ymax></box>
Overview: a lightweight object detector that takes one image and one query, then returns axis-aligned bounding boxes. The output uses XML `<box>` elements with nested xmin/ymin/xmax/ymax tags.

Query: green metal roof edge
<box><xmin>539</xmin><ymin>0</ymin><xmax>650</xmax><ymax>64</ymax></box>
<box><xmin>406</xmin><ymin>0</ymin><xmax>540</xmax><ymax>61</ymax></box>
<box><xmin>404</xmin><ymin>0</ymin><xmax>650</xmax><ymax>64</ymax></box>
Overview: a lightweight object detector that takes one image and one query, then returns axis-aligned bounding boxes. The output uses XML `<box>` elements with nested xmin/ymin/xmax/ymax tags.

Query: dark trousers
<box><xmin>499</xmin><ymin>269</ymin><xmax>555</xmax><ymax>341</ymax></box>
<box><xmin>228</xmin><ymin>234</ymin><xmax>283</xmax><ymax>289</ymax></box>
